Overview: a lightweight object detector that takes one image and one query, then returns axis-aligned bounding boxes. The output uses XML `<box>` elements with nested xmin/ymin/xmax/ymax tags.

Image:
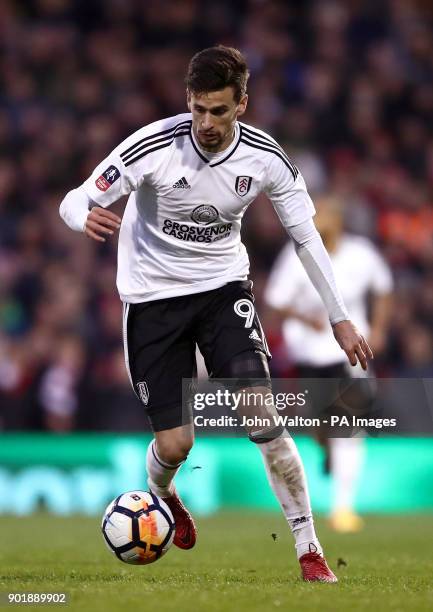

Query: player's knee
<box><xmin>248</xmin><ymin>424</ymin><xmax>285</xmax><ymax>444</ymax></box>
<box><xmin>156</xmin><ymin>437</ymin><xmax>193</xmax><ymax>466</ymax></box>
<box><xmin>259</xmin><ymin>436</ymin><xmax>301</xmax><ymax>470</ymax></box>
<box><xmin>218</xmin><ymin>350</ymin><xmax>271</xmax><ymax>385</ymax></box>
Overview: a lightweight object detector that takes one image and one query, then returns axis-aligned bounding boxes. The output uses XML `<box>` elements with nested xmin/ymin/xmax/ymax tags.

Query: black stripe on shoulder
<box><xmin>240</xmin><ymin>138</ymin><xmax>298</xmax><ymax>181</ymax></box>
<box><xmin>120</xmin><ymin>120</ymin><xmax>192</xmax><ymax>159</ymax></box>
<box><xmin>241</xmin><ymin>124</ymin><xmax>285</xmax><ymax>151</ymax></box>
<box><xmin>241</xmin><ymin>128</ymin><xmax>294</xmax><ymax>165</ymax></box>
<box><xmin>122</xmin><ymin>127</ymin><xmax>190</xmax><ymax>163</ymax></box>
<box><xmin>123</xmin><ymin>130</ymin><xmax>190</xmax><ymax>167</ymax></box>
<box><xmin>241</xmin><ymin>126</ymin><xmax>298</xmax><ymax>179</ymax></box>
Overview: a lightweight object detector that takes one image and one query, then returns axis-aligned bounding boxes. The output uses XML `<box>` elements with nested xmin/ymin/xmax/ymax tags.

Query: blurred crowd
<box><xmin>0</xmin><ymin>0</ymin><xmax>432</xmax><ymax>431</ymax></box>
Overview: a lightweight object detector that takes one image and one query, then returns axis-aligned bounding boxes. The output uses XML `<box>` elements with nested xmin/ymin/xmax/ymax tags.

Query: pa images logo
<box><xmin>95</xmin><ymin>165</ymin><xmax>120</xmax><ymax>192</ymax></box>
<box><xmin>235</xmin><ymin>176</ymin><xmax>252</xmax><ymax>196</ymax></box>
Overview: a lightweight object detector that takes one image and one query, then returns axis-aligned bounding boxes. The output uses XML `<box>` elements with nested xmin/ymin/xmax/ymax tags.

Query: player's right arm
<box><xmin>59</xmin><ymin>116</ymin><xmax>177</xmax><ymax>241</ymax></box>
<box><xmin>59</xmin><ymin>144</ymin><xmax>137</xmax><ymax>242</ymax></box>
<box><xmin>59</xmin><ymin>187</ymin><xmax>122</xmax><ymax>242</ymax></box>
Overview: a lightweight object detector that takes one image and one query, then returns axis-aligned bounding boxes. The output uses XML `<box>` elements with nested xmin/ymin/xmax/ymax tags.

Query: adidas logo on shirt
<box><xmin>173</xmin><ymin>177</ymin><xmax>191</xmax><ymax>189</ymax></box>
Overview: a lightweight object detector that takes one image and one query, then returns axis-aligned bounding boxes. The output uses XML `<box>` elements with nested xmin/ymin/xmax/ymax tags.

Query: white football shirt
<box><xmin>265</xmin><ymin>235</ymin><xmax>393</xmax><ymax>366</ymax></box>
<box><xmin>80</xmin><ymin>113</ymin><xmax>315</xmax><ymax>303</ymax></box>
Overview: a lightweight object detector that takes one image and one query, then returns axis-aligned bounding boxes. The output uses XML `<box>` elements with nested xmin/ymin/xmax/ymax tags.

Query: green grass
<box><xmin>0</xmin><ymin>513</ymin><xmax>432</xmax><ymax>612</ymax></box>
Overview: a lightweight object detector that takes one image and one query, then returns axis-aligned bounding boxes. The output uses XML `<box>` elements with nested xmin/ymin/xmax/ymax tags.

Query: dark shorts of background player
<box><xmin>297</xmin><ymin>363</ymin><xmax>376</xmax><ymax>448</ymax></box>
<box><xmin>123</xmin><ymin>281</ymin><xmax>271</xmax><ymax>432</ymax></box>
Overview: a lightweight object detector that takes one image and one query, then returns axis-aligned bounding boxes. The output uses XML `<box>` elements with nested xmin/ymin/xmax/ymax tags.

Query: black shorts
<box><xmin>123</xmin><ymin>281</ymin><xmax>270</xmax><ymax>432</ymax></box>
<box><xmin>297</xmin><ymin>363</ymin><xmax>376</xmax><ymax>432</ymax></box>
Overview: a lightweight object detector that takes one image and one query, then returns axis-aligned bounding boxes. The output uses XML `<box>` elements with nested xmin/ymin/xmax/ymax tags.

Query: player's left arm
<box><xmin>289</xmin><ymin>219</ymin><xmax>373</xmax><ymax>369</ymax></box>
<box><xmin>264</xmin><ymin>245</ymin><xmax>326</xmax><ymax>331</ymax></box>
<box><xmin>264</xmin><ymin>154</ymin><xmax>373</xmax><ymax>369</ymax></box>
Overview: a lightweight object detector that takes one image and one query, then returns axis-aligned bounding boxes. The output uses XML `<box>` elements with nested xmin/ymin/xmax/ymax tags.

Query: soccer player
<box><xmin>265</xmin><ymin>195</ymin><xmax>393</xmax><ymax>532</ymax></box>
<box><xmin>59</xmin><ymin>46</ymin><xmax>372</xmax><ymax>582</ymax></box>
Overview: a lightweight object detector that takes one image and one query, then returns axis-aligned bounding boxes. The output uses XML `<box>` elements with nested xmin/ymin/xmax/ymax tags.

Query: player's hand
<box><xmin>332</xmin><ymin>320</ymin><xmax>373</xmax><ymax>371</ymax></box>
<box><xmin>85</xmin><ymin>207</ymin><xmax>122</xmax><ymax>242</ymax></box>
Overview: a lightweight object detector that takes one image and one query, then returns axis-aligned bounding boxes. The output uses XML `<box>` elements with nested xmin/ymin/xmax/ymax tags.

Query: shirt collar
<box><xmin>190</xmin><ymin>123</ymin><xmax>241</xmax><ymax>167</ymax></box>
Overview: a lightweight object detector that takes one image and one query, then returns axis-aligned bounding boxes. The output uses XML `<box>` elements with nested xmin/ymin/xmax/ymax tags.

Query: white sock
<box><xmin>259</xmin><ymin>435</ymin><xmax>322</xmax><ymax>559</ymax></box>
<box><xmin>146</xmin><ymin>439</ymin><xmax>182</xmax><ymax>498</ymax></box>
<box><xmin>330</xmin><ymin>436</ymin><xmax>365</xmax><ymax>512</ymax></box>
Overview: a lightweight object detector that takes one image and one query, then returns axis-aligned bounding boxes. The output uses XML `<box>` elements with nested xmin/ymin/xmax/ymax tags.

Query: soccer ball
<box><xmin>101</xmin><ymin>490</ymin><xmax>175</xmax><ymax>565</ymax></box>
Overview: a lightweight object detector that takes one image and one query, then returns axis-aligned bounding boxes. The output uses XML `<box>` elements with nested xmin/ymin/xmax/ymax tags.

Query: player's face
<box><xmin>187</xmin><ymin>87</ymin><xmax>248</xmax><ymax>153</ymax></box>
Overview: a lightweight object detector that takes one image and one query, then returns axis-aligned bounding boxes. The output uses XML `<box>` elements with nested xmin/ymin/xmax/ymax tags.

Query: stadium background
<box><xmin>0</xmin><ymin>0</ymin><xmax>432</xmax><ymax>516</ymax></box>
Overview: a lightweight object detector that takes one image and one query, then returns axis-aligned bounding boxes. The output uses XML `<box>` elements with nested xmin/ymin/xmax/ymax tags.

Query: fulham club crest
<box><xmin>235</xmin><ymin>176</ymin><xmax>252</xmax><ymax>196</ymax></box>
<box><xmin>136</xmin><ymin>381</ymin><xmax>149</xmax><ymax>406</ymax></box>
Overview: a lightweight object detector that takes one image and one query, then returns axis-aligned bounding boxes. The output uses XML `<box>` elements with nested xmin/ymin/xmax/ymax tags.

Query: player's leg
<box><xmin>299</xmin><ymin>363</ymin><xmax>370</xmax><ymax>533</ymax></box>
<box><xmin>146</xmin><ymin>424</ymin><xmax>194</xmax><ymax>497</ymax></box>
<box><xmin>197</xmin><ymin>282</ymin><xmax>336</xmax><ymax>581</ymax></box>
<box><xmin>218</xmin><ymin>352</ymin><xmax>336</xmax><ymax>582</ymax></box>
<box><xmin>329</xmin><ymin>436</ymin><xmax>365</xmax><ymax>532</ymax></box>
<box><xmin>122</xmin><ymin>300</ymin><xmax>197</xmax><ymax>548</ymax></box>
<box><xmin>146</xmin><ymin>423</ymin><xmax>197</xmax><ymax>549</ymax></box>
<box><xmin>328</xmin><ymin>365</ymin><xmax>373</xmax><ymax>531</ymax></box>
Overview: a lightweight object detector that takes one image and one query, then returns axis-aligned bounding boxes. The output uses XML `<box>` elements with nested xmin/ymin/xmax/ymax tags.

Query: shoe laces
<box><xmin>302</xmin><ymin>552</ymin><xmax>328</xmax><ymax>571</ymax></box>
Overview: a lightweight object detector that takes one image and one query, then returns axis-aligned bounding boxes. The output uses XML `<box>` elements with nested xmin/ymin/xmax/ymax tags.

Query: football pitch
<box><xmin>0</xmin><ymin>513</ymin><xmax>432</xmax><ymax>612</ymax></box>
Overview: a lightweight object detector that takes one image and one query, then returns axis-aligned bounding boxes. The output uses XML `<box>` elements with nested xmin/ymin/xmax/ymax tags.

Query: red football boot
<box><xmin>163</xmin><ymin>491</ymin><xmax>197</xmax><ymax>550</ymax></box>
<box><xmin>299</xmin><ymin>551</ymin><xmax>338</xmax><ymax>583</ymax></box>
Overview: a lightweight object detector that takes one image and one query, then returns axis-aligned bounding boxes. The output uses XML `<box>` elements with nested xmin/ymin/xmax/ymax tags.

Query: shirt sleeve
<box><xmin>60</xmin><ymin>127</ymin><xmax>156</xmax><ymax>230</ymax></box>
<box><xmin>80</xmin><ymin>120</ymin><xmax>171</xmax><ymax>206</ymax></box>
<box><xmin>288</xmin><ymin>218</ymin><xmax>349</xmax><ymax>325</ymax></box>
<box><xmin>59</xmin><ymin>186</ymin><xmax>92</xmax><ymax>232</ymax></box>
<box><xmin>59</xmin><ymin>141</ymin><xmax>140</xmax><ymax>232</ymax></box>
<box><xmin>81</xmin><ymin>149</ymin><xmax>138</xmax><ymax>207</ymax></box>
<box><xmin>264</xmin><ymin>153</ymin><xmax>315</xmax><ymax>229</ymax></box>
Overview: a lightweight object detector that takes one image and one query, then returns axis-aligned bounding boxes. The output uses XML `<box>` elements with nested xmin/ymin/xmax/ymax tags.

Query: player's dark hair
<box><xmin>186</xmin><ymin>46</ymin><xmax>249</xmax><ymax>103</ymax></box>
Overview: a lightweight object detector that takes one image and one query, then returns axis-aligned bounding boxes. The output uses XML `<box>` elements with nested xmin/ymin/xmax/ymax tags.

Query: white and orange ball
<box><xmin>101</xmin><ymin>490</ymin><xmax>175</xmax><ymax>565</ymax></box>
